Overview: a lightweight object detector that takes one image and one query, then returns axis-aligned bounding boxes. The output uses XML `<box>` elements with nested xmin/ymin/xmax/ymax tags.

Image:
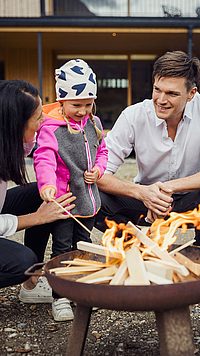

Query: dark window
<box><xmin>0</xmin><ymin>61</ymin><xmax>5</xmax><ymax>80</ymax></box>
<box><xmin>53</xmin><ymin>0</ymin><xmax>95</xmax><ymax>16</ymax></box>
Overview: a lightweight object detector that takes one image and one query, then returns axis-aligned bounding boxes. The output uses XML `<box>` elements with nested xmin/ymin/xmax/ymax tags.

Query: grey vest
<box><xmin>54</xmin><ymin>118</ymin><xmax>101</xmax><ymax>217</ymax></box>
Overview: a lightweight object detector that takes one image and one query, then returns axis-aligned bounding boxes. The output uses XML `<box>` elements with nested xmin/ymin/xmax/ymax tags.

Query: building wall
<box><xmin>2</xmin><ymin>47</ymin><xmax>55</xmax><ymax>103</ymax></box>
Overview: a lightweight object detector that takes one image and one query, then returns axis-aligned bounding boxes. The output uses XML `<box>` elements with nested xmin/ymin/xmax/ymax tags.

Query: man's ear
<box><xmin>187</xmin><ymin>87</ymin><xmax>197</xmax><ymax>101</ymax></box>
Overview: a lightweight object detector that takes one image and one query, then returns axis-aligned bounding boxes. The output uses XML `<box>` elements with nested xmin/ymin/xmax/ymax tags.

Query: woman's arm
<box><xmin>17</xmin><ymin>192</ymin><xmax>76</xmax><ymax>230</ymax></box>
<box><xmin>0</xmin><ymin>193</ymin><xmax>76</xmax><ymax>236</ymax></box>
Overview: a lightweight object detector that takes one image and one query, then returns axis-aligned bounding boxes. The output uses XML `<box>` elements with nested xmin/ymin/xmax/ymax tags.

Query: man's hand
<box><xmin>138</xmin><ymin>181</ymin><xmax>173</xmax><ymax>216</ymax></box>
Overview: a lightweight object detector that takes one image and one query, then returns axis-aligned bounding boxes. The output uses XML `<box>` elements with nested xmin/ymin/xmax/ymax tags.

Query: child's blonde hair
<box><xmin>61</xmin><ymin>102</ymin><xmax>103</xmax><ymax>141</ymax></box>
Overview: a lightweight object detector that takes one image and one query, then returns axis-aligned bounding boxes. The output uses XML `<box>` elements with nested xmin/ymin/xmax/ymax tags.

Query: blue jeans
<box><xmin>0</xmin><ymin>239</ymin><xmax>37</xmax><ymax>288</ymax></box>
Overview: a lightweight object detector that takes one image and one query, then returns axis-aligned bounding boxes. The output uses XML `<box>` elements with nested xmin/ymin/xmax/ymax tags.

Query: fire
<box><xmin>102</xmin><ymin>205</ymin><xmax>200</xmax><ymax>258</ymax></box>
<box><xmin>149</xmin><ymin>205</ymin><xmax>200</xmax><ymax>248</ymax></box>
<box><xmin>50</xmin><ymin>207</ymin><xmax>200</xmax><ymax>286</ymax></box>
<box><xmin>102</xmin><ymin>220</ymin><xmax>139</xmax><ymax>262</ymax></box>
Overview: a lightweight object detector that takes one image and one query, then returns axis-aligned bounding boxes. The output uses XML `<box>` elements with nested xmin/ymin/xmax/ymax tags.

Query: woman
<box><xmin>0</xmin><ymin>80</ymin><xmax>76</xmax><ymax>289</ymax></box>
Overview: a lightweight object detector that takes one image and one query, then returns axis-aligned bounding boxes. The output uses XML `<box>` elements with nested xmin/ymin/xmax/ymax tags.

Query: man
<box><xmin>96</xmin><ymin>51</ymin><xmax>200</xmax><ymax>245</ymax></box>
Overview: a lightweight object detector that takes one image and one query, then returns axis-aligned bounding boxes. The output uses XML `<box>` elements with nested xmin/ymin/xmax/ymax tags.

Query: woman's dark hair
<box><xmin>152</xmin><ymin>51</ymin><xmax>200</xmax><ymax>92</ymax></box>
<box><xmin>0</xmin><ymin>80</ymin><xmax>39</xmax><ymax>184</ymax></box>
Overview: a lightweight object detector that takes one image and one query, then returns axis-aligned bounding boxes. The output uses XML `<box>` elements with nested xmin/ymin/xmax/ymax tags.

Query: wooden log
<box><xmin>60</xmin><ymin>259</ymin><xmax>109</xmax><ymax>268</ymax></box>
<box><xmin>172</xmin><ymin>271</ymin><xmax>198</xmax><ymax>283</ymax></box>
<box><xmin>169</xmin><ymin>239</ymin><xmax>196</xmax><ymax>255</ymax></box>
<box><xmin>77</xmin><ymin>241</ymin><xmax>123</xmax><ymax>260</ymax></box>
<box><xmin>80</xmin><ymin>276</ymin><xmax>113</xmax><ymax>284</ymax></box>
<box><xmin>50</xmin><ymin>266</ymin><xmax>102</xmax><ymax>275</ymax></box>
<box><xmin>127</xmin><ymin>222</ymin><xmax>189</xmax><ymax>276</ymax></box>
<box><xmin>76</xmin><ymin>265</ymin><xmax>117</xmax><ymax>283</ymax></box>
<box><xmin>144</xmin><ymin>260</ymin><xmax>173</xmax><ymax>280</ymax></box>
<box><xmin>173</xmin><ymin>252</ymin><xmax>200</xmax><ymax>277</ymax></box>
<box><xmin>143</xmin><ymin>256</ymin><xmax>189</xmax><ymax>276</ymax></box>
<box><xmin>125</xmin><ymin>247</ymin><xmax>150</xmax><ymax>285</ymax></box>
<box><xmin>146</xmin><ymin>271</ymin><xmax>173</xmax><ymax>285</ymax></box>
<box><xmin>110</xmin><ymin>260</ymin><xmax>128</xmax><ymax>285</ymax></box>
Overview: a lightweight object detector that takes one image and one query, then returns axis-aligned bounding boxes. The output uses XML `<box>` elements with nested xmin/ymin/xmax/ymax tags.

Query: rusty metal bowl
<box><xmin>27</xmin><ymin>246</ymin><xmax>200</xmax><ymax>312</ymax></box>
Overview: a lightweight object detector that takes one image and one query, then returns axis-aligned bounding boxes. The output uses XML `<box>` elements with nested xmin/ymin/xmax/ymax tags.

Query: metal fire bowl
<box><xmin>44</xmin><ymin>246</ymin><xmax>200</xmax><ymax>312</ymax></box>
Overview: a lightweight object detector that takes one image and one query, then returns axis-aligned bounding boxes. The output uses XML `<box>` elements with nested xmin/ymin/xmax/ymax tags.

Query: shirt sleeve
<box><xmin>105</xmin><ymin>109</ymin><xmax>135</xmax><ymax>174</ymax></box>
<box><xmin>34</xmin><ymin>126</ymin><xmax>58</xmax><ymax>193</ymax></box>
<box><xmin>0</xmin><ymin>214</ymin><xmax>18</xmax><ymax>237</ymax></box>
<box><xmin>23</xmin><ymin>134</ymin><xmax>37</xmax><ymax>157</ymax></box>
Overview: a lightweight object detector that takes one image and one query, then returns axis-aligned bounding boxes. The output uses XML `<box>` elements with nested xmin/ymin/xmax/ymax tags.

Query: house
<box><xmin>0</xmin><ymin>0</ymin><xmax>200</xmax><ymax>128</ymax></box>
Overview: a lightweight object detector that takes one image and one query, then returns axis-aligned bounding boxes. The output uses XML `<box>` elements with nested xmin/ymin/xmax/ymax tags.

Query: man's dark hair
<box><xmin>0</xmin><ymin>80</ymin><xmax>39</xmax><ymax>184</ymax></box>
<box><xmin>152</xmin><ymin>51</ymin><xmax>200</xmax><ymax>91</ymax></box>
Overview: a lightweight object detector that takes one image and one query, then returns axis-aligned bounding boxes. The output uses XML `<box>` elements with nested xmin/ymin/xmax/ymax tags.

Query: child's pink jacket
<box><xmin>34</xmin><ymin>102</ymin><xmax>108</xmax><ymax>217</ymax></box>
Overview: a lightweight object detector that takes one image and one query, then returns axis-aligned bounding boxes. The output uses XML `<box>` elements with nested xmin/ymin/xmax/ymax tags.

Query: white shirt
<box><xmin>0</xmin><ymin>138</ymin><xmax>36</xmax><ymax>237</ymax></box>
<box><xmin>105</xmin><ymin>92</ymin><xmax>200</xmax><ymax>186</ymax></box>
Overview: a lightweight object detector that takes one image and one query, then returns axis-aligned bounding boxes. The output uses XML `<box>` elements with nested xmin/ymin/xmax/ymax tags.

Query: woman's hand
<box><xmin>17</xmin><ymin>192</ymin><xmax>76</xmax><ymax>230</ymax></box>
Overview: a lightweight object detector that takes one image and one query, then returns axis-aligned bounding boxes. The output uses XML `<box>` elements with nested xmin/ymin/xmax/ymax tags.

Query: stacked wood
<box><xmin>49</xmin><ymin>221</ymin><xmax>200</xmax><ymax>286</ymax></box>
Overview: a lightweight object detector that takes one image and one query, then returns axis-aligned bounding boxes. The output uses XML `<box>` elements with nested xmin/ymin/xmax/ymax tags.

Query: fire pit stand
<box><xmin>66</xmin><ymin>304</ymin><xmax>194</xmax><ymax>356</ymax></box>
<box><xmin>26</xmin><ymin>247</ymin><xmax>199</xmax><ymax>356</ymax></box>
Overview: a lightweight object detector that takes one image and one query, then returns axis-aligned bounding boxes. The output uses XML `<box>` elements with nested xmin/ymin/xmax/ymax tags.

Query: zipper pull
<box><xmin>83</xmin><ymin>130</ymin><xmax>87</xmax><ymax>142</ymax></box>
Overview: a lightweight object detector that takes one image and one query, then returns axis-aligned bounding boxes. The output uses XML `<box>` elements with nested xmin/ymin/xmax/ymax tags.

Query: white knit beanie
<box><xmin>55</xmin><ymin>59</ymin><xmax>97</xmax><ymax>101</ymax></box>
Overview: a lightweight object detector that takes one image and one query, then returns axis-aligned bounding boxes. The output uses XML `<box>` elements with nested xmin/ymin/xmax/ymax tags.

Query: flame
<box><xmin>149</xmin><ymin>205</ymin><xmax>200</xmax><ymax>248</ymax></box>
<box><xmin>102</xmin><ymin>205</ymin><xmax>200</xmax><ymax>260</ymax></box>
<box><xmin>102</xmin><ymin>219</ymin><xmax>139</xmax><ymax>262</ymax></box>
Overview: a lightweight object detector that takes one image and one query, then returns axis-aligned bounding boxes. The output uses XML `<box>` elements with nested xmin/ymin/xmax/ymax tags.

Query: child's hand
<box><xmin>40</xmin><ymin>187</ymin><xmax>56</xmax><ymax>202</ymax></box>
<box><xmin>84</xmin><ymin>167</ymin><xmax>100</xmax><ymax>184</ymax></box>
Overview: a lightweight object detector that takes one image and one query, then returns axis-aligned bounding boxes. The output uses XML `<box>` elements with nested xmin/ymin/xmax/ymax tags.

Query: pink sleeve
<box><xmin>94</xmin><ymin>123</ymin><xmax>108</xmax><ymax>177</ymax></box>
<box><xmin>33</xmin><ymin>126</ymin><xmax>58</xmax><ymax>193</ymax></box>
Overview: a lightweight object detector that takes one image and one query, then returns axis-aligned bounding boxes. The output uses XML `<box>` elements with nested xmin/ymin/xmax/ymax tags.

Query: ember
<box><xmin>50</xmin><ymin>208</ymin><xmax>200</xmax><ymax>285</ymax></box>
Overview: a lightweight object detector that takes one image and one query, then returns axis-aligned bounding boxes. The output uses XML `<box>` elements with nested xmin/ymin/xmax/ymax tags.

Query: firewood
<box><xmin>143</xmin><ymin>256</ymin><xmax>189</xmax><ymax>276</ymax></box>
<box><xmin>169</xmin><ymin>239</ymin><xmax>196</xmax><ymax>255</ymax></box>
<box><xmin>125</xmin><ymin>247</ymin><xmax>150</xmax><ymax>285</ymax></box>
<box><xmin>173</xmin><ymin>271</ymin><xmax>199</xmax><ymax>282</ymax></box>
<box><xmin>80</xmin><ymin>276</ymin><xmax>113</xmax><ymax>284</ymax></box>
<box><xmin>76</xmin><ymin>265</ymin><xmax>117</xmax><ymax>283</ymax></box>
<box><xmin>172</xmin><ymin>252</ymin><xmax>200</xmax><ymax>277</ymax></box>
<box><xmin>77</xmin><ymin>241</ymin><xmax>123</xmax><ymax>259</ymax></box>
<box><xmin>60</xmin><ymin>259</ymin><xmax>109</xmax><ymax>268</ymax></box>
<box><xmin>144</xmin><ymin>260</ymin><xmax>173</xmax><ymax>280</ymax></box>
<box><xmin>146</xmin><ymin>271</ymin><xmax>173</xmax><ymax>285</ymax></box>
<box><xmin>127</xmin><ymin>222</ymin><xmax>189</xmax><ymax>276</ymax></box>
<box><xmin>110</xmin><ymin>260</ymin><xmax>129</xmax><ymax>285</ymax></box>
<box><xmin>49</xmin><ymin>266</ymin><xmax>102</xmax><ymax>275</ymax></box>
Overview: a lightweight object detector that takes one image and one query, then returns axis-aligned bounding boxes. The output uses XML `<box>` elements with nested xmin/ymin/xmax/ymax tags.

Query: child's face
<box><xmin>62</xmin><ymin>98</ymin><xmax>94</xmax><ymax>122</ymax></box>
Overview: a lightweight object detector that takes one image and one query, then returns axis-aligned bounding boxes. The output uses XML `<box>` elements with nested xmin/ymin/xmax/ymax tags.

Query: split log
<box><xmin>49</xmin><ymin>266</ymin><xmax>102</xmax><ymax>275</ymax></box>
<box><xmin>173</xmin><ymin>252</ymin><xmax>200</xmax><ymax>277</ymax></box>
<box><xmin>77</xmin><ymin>241</ymin><xmax>123</xmax><ymax>259</ymax></box>
<box><xmin>60</xmin><ymin>259</ymin><xmax>109</xmax><ymax>268</ymax></box>
<box><xmin>127</xmin><ymin>222</ymin><xmax>189</xmax><ymax>276</ymax></box>
<box><xmin>146</xmin><ymin>271</ymin><xmax>173</xmax><ymax>285</ymax></box>
<box><xmin>125</xmin><ymin>246</ymin><xmax>150</xmax><ymax>285</ymax></box>
<box><xmin>76</xmin><ymin>265</ymin><xmax>117</xmax><ymax>283</ymax></box>
<box><xmin>110</xmin><ymin>260</ymin><xmax>128</xmax><ymax>285</ymax></box>
<box><xmin>144</xmin><ymin>260</ymin><xmax>173</xmax><ymax>280</ymax></box>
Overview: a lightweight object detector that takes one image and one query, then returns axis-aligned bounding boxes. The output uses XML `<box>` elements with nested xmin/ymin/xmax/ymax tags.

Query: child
<box><xmin>34</xmin><ymin>59</ymin><xmax>108</xmax><ymax>321</ymax></box>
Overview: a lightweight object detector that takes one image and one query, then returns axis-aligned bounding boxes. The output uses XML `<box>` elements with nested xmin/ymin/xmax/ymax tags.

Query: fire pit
<box><xmin>27</xmin><ymin>245</ymin><xmax>200</xmax><ymax>356</ymax></box>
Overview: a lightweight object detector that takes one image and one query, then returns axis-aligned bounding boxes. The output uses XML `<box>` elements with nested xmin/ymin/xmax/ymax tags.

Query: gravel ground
<box><xmin>0</xmin><ymin>158</ymin><xmax>200</xmax><ymax>355</ymax></box>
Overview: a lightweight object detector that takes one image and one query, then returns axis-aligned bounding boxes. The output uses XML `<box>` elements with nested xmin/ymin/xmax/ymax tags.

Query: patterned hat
<box><xmin>55</xmin><ymin>59</ymin><xmax>97</xmax><ymax>100</ymax></box>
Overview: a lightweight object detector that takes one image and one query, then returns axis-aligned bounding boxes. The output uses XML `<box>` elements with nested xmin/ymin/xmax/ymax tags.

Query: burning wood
<box><xmin>50</xmin><ymin>210</ymin><xmax>200</xmax><ymax>285</ymax></box>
